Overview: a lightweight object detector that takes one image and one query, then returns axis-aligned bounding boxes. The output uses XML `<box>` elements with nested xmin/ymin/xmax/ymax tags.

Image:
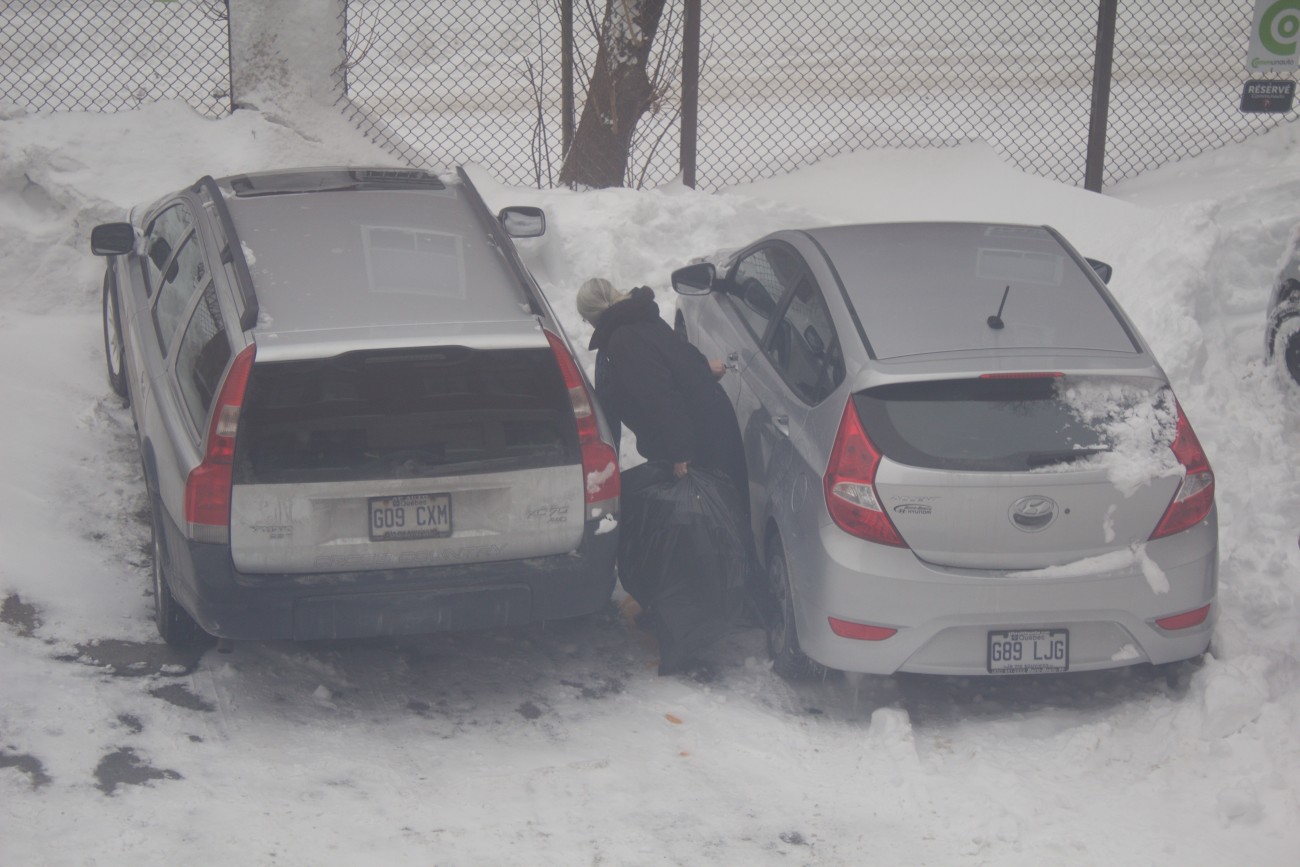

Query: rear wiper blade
<box><xmin>1024</xmin><ymin>447</ymin><xmax>1109</xmax><ymax>468</ymax></box>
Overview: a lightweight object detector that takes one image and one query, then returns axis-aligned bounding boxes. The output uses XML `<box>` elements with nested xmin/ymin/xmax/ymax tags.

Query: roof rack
<box><xmin>456</xmin><ymin>166</ymin><xmax>545</xmax><ymax>317</ymax></box>
<box><xmin>193</xmin><ymin>175</ymin><xmax>259</xmax><ymax>331</ymax></box>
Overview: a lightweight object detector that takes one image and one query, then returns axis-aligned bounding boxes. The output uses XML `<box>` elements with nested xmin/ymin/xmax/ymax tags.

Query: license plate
<box><xmin>368</xmin><ymin>493</ymin><xmax>451</xmax><ymax>541</ymax></box>
<box><xmin>987</xmin><ymin>629</ymin><xmax>1069</xmax><ymax>674</ymax></box>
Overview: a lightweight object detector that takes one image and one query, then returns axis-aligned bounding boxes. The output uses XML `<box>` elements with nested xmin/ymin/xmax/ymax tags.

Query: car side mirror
<box><xmin>1085</xmin><ymin>258</ymin><xmax>1113</xmax><ymax>284</ymax></box>
<box><xmin>498</xmin><ymin>206</ymin><xmax>545</xmax><ymax>238</ymax></box>
<box><xmin>90</xmin><ymin>222</ymin><xmax>135</xmax><ymax>256</ymax></box>
<box><xmin>672</xmin><ymin>262</ymin><xmax>716</xmax><ymax>296</ymax></box>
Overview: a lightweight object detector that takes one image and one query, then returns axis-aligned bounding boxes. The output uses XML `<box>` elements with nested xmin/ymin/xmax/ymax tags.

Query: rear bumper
<box><xmin>161</xmin><ymin>509</ymin><xmax>618</xmax><ymax>641</ymax></box>
<box><xmin>789</xmin><ymin>511</ymin><xmax>1218</xmax><ymax>676</ymax></box>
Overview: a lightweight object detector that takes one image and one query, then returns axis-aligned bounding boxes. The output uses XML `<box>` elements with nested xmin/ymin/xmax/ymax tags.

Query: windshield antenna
<box><xmin>987</xmin><ymin>285</ymin><xmax>1010</xmax><ymax>330</ymax></box>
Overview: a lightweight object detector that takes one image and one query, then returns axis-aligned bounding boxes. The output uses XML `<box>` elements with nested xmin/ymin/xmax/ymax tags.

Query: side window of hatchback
<box><xmin>142</xmin><ymin>204</ymin><xmax>193</xmax><ymax>298</ymax></box>
<box><xmin>153</xmin><ymin>232</ymin><xmax>208</xmax><ymax>354</ymax></box>
<box><xmin>175</xmin><ymin>283</ymin><xmax>231</xmax><ymax>433</ymax></box>
<box><xmin>768</xmin><ymin>275</ymin><xmax>845</xmax><ymax>405</ymax></box>
<box><xmin>729</xmin><ymin>247</ymin><xmax>796</xmax><ymax>342</ymax></box>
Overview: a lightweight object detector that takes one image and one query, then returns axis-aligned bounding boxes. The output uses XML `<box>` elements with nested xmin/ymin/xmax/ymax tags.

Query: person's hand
<box><xmin>673</xmin><ymin>461</ymin><xmax>689</xmax><ymax>478</ymax></box>
<box><xmin>709</xmin><ymin>359</ymin><xmax>726</xmax><ymax>378</ymax></box>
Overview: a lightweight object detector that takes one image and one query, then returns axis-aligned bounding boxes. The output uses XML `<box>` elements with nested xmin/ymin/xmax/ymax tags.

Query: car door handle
<box><xmin>773</xmin><ymin>414</ymin><xmax>790</xmax><ymax>436</ymax></box>
<box><xmin>725</xmin><ymin>351</ymin><xmax>740</xmax><ymax>371</ymax></box>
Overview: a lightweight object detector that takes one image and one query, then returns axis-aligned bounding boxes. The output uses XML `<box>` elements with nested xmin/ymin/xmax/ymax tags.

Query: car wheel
<box><xmin>102</xmin><ymin>270</ymin><xmax>129</xmax><ymax>404</ymax></box>
<box><xmin>148</xmin><ymin>492</ymin><xmax>208</xmax><ymax>648</ymax></box>
<box><xmin>1278</xmin><ymin>324</ymin><xmax>1300</xmax><ymax>387</ymax></box>
<box><xmin>765</xmin><ymin>536</ymin><xmax>825</xmax><ymax>681</ymax></box>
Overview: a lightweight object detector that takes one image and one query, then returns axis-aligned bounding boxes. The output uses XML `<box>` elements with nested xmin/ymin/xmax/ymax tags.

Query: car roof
<box><xmin>799</xmin><ymin>222</ymin><xmax>1141</xmax><ymax>361</ymax></box>
<box><xmin>218</xmin><ymin>168</ymin><xmax>542</xmax><ymax>359</ymax></box>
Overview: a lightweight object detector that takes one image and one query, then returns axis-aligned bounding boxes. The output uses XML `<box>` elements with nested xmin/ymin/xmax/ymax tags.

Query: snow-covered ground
<box><xmin>1</xmin><ymin>97</ymin><xmax>1298</xmax><ymax>866</ymax></box>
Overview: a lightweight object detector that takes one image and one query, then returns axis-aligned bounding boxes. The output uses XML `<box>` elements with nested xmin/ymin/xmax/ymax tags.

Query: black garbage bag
<box><xmin>617</xmin><ymin>462</ymin><xmax>748</xmax><ymax>675</ymax></box>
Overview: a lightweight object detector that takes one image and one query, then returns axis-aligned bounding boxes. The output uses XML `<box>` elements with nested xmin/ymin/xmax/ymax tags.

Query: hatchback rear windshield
<box><xmin>233</xmin><ymin>347</ymin><xmax>578</xmax><ymax>484</ymax></box>
<box><xmin>854</xmin><ymin>375</ymin><xmax>1173</xmax><ymax>472</ymax></box>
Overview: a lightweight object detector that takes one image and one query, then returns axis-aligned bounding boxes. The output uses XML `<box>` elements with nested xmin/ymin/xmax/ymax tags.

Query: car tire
<box><xmin>1277</xmin><ymin>322</ymin><xmax>1300</xmax><ymax>387</ymax></box>
<box><xmin>148</xmin><ymin>492</ymin><xmax>209</xmax><ymax>648</ymax></box>
<box><xmin>102</xmin><ymin>270</ymin><xmax>129</xmax><ymax>404</ymax></box>
<box><xmin>765</xmin><ymin>536</ymin><xmax>825</xmax><ymax>681</ymax></box>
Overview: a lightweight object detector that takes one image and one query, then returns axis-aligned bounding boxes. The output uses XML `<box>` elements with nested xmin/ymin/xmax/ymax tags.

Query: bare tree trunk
<box><xmin>559</xmin><ymin>0</ymin><xmax>670</xmax><ymax>188</ymax></box>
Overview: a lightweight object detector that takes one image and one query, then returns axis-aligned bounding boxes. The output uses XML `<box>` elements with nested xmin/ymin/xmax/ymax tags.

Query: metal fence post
<box><xmin>562</xmin><ymin>0</ymin><xmax>575</xmax><ymax>160</ymax></box>
<box><xmin>681</xmin><ymin>0</ymin><xmax>700</xmax><ymax>188</ymax></box>
<box><xmin>1084</xmin><ymin>0</ymin><xmax>1117</xmax><ymax>192</ymax></box>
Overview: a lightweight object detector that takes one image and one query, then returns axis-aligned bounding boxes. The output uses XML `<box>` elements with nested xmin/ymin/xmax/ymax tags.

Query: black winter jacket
<box><xmin>589</xmin><ymin>287</ymin><xmax>745</xmax><ymax>490</ymax></box>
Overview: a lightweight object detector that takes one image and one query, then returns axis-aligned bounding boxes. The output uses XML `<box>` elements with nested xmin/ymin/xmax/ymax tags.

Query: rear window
<box><xmin>854</xmin><ymin>375</ymin><xmax>1174</xmax><ymax>473</ymax></box>
<box><xmin>233</xmin><ymin>347</ymin><xmax>577</xmax><ymax>484</ymax></box>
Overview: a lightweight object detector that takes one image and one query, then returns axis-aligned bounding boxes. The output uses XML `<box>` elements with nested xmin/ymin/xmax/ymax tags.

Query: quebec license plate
<box><xmin>987</xmin><ymin>629</ymin><xmax>1069</xmax><ymax>674</ymax></box>
<box><xmin>368</xmin><ymin>493</ymin><xmax>451</xmax><ymax>541</ymax></box>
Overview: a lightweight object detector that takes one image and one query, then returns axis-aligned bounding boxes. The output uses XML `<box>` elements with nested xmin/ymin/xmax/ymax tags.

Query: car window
<box><xmin>233</xmin><ymin>347</ymin><xmax>578</xmax><ymax>484</ymax></box>
<box><xmin>175</xmin><ymin>283</ymin><xmax>230</xmax><ymax>434</ymax></box>
<box><xmin>767</xmin><ymin>275</ymin><xmax>845</xmax><ymax>404</ymax></box>
<box><xmin>729</xmin><ymin>246</ymin><xmax>797</xmax><ymax>342</ymax></box>
<box><xmin>142</xmin><ymin>204</ymin><xmax>193</xmax><ymax>298</ymax></box>
<box><xmin>153</xmin><ymin>233</ymin><xmax>208</xmax><ymax>353</ymax></box>
<box><xmin>854</xmin><ymin>375</ymin><xmax>1171</xmax><ymax>472</ymax></box>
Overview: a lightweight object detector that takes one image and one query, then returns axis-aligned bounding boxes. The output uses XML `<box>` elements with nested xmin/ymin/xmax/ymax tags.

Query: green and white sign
<box><xmin>1249</xmin><ymin>0</ymin><xmax>1300</xmax><ymax>71</ymax></box>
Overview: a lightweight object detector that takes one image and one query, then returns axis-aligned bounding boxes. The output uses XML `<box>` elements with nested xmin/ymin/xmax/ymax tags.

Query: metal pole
<box><xmin>1084</xmin><ymin>0</ymin><xmax>1117</xmax><ymax>192</ymax></box>
<box><xmin>225</xmin><ymin>0</ymin><xmax>237</xmax><ymax>112</ymax></box>
<box><xmin>681</xmin><ymin>0</ymin><xmax>701</xmax><ymax>188</ymax></box>
<box><xmin>562</xmin><ymin>0</ymin><xmax>575</xmax><ymax>160</ymax></box>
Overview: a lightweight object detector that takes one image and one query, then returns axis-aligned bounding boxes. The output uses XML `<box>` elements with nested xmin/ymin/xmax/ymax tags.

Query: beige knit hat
<box><xmin>576</xmin><ymin>277</ymin><xmax>628</xmax><ymax>325</ymax></box>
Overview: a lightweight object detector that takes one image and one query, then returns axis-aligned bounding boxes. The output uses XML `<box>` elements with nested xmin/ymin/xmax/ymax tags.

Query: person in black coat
<box><xmin>577</xmin><ymin>280</ymin><xmax>746</xmax><ymax>494</ymax></box>
<box><xmin>577</xmin><ymin>279</ymin><xmax>754</xmax><ymax>674</ymax></box>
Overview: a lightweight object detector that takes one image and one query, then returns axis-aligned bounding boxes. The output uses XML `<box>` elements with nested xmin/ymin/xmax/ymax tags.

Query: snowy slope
<box><xmin>0</xmin><ymin>100</ymin><xmax>1297</xmax><ymax>866</ymax></box>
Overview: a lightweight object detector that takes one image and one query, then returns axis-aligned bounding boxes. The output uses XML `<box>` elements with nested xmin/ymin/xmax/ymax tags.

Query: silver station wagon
<box><xmin>92</xmin><ymin>167</ymin><xmax>619</xmax><ymax>646</ymax></box>
<box><xmin>672</xmin><ymin>222</ymin><xmax>1217</xmax><ymax>678</ymax></box>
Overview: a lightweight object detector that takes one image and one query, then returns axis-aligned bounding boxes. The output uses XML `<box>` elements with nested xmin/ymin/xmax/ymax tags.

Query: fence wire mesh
<box><xmin>0</xmin><ymin>0</ymin><xmax>232</xmax><ymax>118</ymax></box>
<box><xmin>338</xmin><ymin>0</ymin><xmax>573</xmax><ymax>188</ymax></box>
<box><xmin>695</xmin><ymin>0</ymin><xmax>1099</xmax><ymax>189</ymax></box>
<box><xmin>1106</xmin><ymin>0</ymin><xmax>1294</xmax><ymax>185</ymax></box>
<box><xmin>4</xmin><ymin>1</ymin><xmax>1297</xmax><ymax>192</ymax></box>
<box><xmin>339</xmin><ymin>0</ymin><xmax>1297</xmax><ymax>191</ymax></box>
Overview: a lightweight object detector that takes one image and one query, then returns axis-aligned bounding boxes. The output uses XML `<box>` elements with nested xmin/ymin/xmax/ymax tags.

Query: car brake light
<box><xmin>545</xmin><ymin>329</ymin><xmax>620</xmax><ymax>511</ymax></box>
<box><xmin>828</xmin><ymin>617</ymin><xmax>897</xmax><ymax>641</ymax></box>
<box><xmin>1155</xmin><ymin>604</ymin><xmax>1211</xmax><ymax>631</ymax></box>
<box><xmin>1150</xmin><ymin>402</ymin><xmax>1214</xmax><ymax>539</ymax></box>
<box><xmin>185</xmin><ymin>344</ymin><xmax>256</xmax><ymax>540</ymax></box>
<box><xmin>823</xmin><ymin>399</ymin><xmax>906</xmax><ymax>547</ymax></box>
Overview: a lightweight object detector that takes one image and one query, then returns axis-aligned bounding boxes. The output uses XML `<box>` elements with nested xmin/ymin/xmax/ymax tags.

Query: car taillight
<box><xmin>1150</xmin><ymin>402</ymin><xmax>1214</xmax><ymax>540</ymax></box>
<box><xmin>828</xmin><ymin>617</ymin><xmax>897</xmax><ymax>641</ymax></box>
<box><xmin>823</xmin><ymin>398</ymin><xmax>906</xmax><ymax>547</ymax></box>
<box><xmin>545</xmin><ymin>329</ymin><xmax>620</xmax><ymax>514</ymax></box>
<box><xmin>1155</xmin><ymin>604</ymin><xmax>1212</xmax><ymax>631</ymax></box>
<box><xmin>185</xmin><ymin>344</ymin><xmax>256</xmax><ymax>540</ymax></box>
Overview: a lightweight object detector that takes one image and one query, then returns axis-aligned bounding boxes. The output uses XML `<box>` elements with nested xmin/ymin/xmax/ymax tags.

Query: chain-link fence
<box><xmin>694</xmin><ymin>0</ymin><xmax>1101</xmax><ymax>189</ymax></box>
<box><xmin>4</xmin><ymin>1</ymin><xmax>1296</xmax><ymax>192</ymax></box>
<box><xmin>340</xmin><ymin>0</ymin><xmax>1297</xmax><ymax>191</ymax></box>
<box><xmin>0</xmin><ymin>0</ymin><xmax>232</xmax><ymax>118</ymax></box>
<box><xmin>338</xmin><ymin>0</ymin><xmax>573</xmax><ymax>188</ymax></box>
<box><xmin>1106</xmin><ymin>0</ymin><xmax>1287</xmax><ymax>184</ymax></box>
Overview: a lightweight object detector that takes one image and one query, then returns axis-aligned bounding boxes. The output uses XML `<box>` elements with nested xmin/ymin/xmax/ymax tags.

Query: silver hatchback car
<box><xmin>91</xmin><ymin>167</ymin><xmax>619</xmax><ymax>646</ymax></box>
<box><xmin>672</xmin><ymin>222</ymin><xmax>1217</xmax><ymax>678</ymax></box>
